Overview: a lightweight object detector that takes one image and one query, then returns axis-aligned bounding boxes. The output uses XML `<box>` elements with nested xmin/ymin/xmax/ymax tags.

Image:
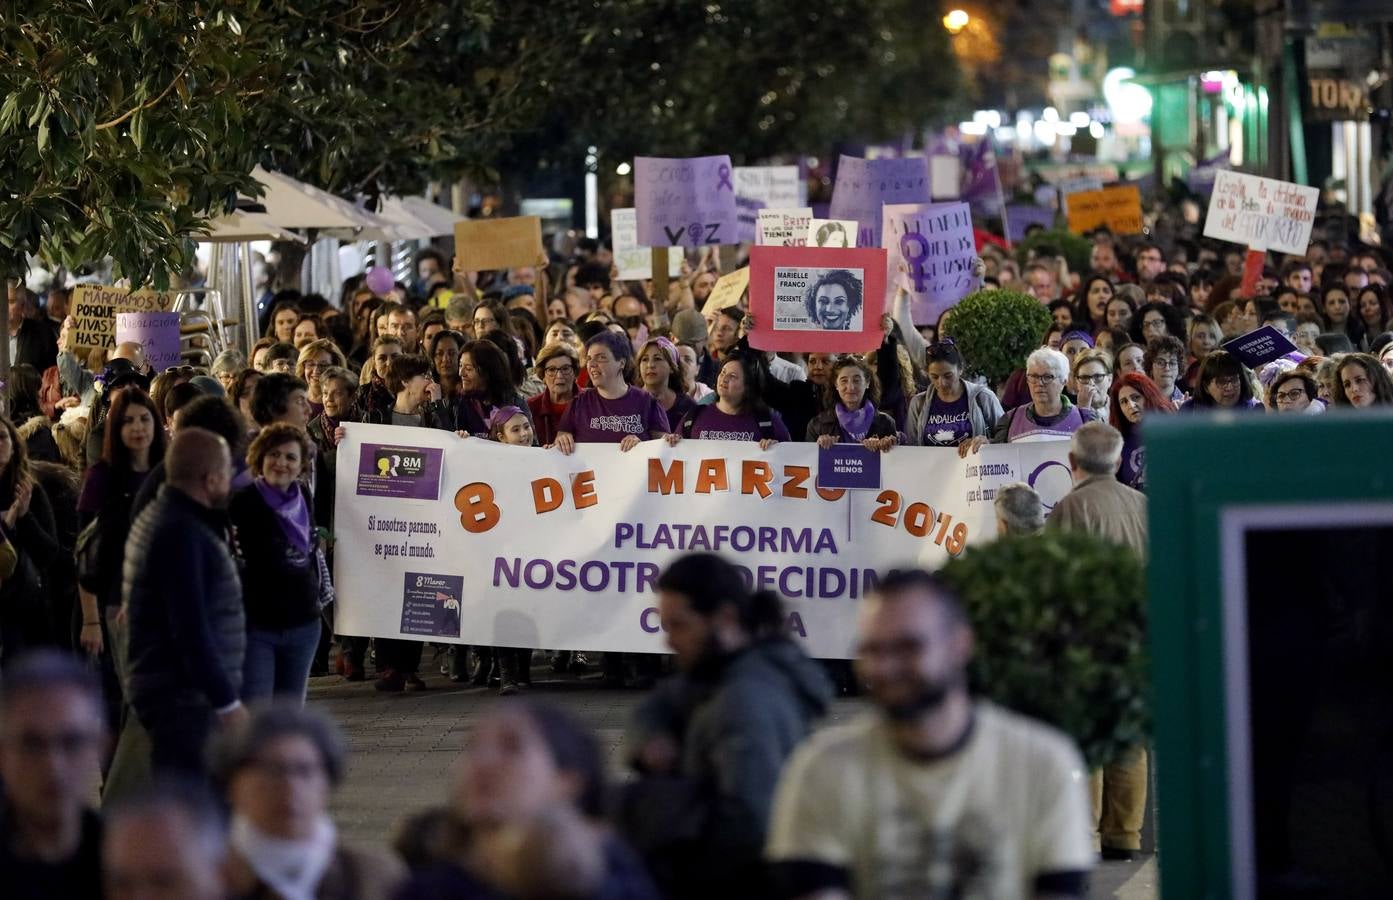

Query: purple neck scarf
<box><xmin>254</xmin><ymin>477</ymin><xmax>312</xmax><ymax>555</ymax></box>
<box><xmin>835</xmin><ymin>401</ymin><xmax>876</xmax><ymax>441</ymax></box>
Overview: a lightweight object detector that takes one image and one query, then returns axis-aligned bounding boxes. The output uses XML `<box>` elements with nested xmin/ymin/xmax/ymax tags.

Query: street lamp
<box><xmin>943</xmin><ymin>9</ymin><xmax>969</xmax><ymax>34</ymax></box>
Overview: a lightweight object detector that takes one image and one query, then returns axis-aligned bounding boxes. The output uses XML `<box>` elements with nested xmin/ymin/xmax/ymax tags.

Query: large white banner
<box><xmin>334</xmin><ymin>425</ymin><xmax>1073</xmax><ymax>658</ymax></box>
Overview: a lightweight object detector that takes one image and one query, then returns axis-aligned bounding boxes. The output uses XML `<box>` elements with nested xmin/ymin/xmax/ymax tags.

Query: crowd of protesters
<box><xmin>1</xmin><ymin>197</ymin><xmax>1390</xmax><ymax>898</ymax></box>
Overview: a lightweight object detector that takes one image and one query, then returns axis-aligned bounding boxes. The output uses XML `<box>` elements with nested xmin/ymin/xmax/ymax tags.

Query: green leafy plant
<box><xmin>939</xmin><ymin>531</ymin><xmax>1149</xmax><ymax>768</ymax></box>
<box><xmin>1014</xmin><ymin>227</ymin><xmax>1093</xmax><ymax>276</ymax></box>
<box><xmin>939</xmin><ymin>289</ymin><xmax>1051</xmax><ymax>387</ymax></box>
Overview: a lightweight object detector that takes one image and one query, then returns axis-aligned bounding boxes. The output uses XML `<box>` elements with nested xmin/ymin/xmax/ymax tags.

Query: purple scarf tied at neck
<box><xmin>835</xmin><ymin>401</ymin><xmax>876</xmax><ymax>441</ymax></box>
<box><xmin>254</xmin><ymin>478</ymin><xmax>312</xmax><ymax>555</ymax></box>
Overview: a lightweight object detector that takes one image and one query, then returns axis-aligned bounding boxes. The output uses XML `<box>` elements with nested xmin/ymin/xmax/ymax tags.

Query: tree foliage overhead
<box><xmin>1</xmin><ymin>0</ymin><xmax>962</xmax><ymax>288</ymax></box>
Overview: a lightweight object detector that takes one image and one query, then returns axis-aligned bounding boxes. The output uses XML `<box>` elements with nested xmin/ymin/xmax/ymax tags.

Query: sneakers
<box><xmin>404</xmin><ymin>672</ymin><xmax>427</xmax><ymax>692</ymax></box>
<box><xmin>374</xmin><ymin>669</ymin><xmax>405</xmax><ymax>692</ymax></box>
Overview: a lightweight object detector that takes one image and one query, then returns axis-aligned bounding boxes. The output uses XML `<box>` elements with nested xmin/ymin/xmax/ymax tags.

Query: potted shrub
<box><xmin>939</xmin><ymin>289</ymin><xmax>1052</xmax><ymax>389</ymax></box>
<box><xmin>938</xmin><ymin>530</ymin><xmax>1149</xmax><ymax>767</ymax></box>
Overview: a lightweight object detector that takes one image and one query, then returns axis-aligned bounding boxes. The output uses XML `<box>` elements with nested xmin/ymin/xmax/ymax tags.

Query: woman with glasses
<box><xmin>1070</xmin><ymin>348</ymin><xmax>1114</xmax><ymax>417</ymax></box>
<box><xmin>906</xmin><ymin>340</ymin><xmax>1003</xmax><ymax>455</ymax></box>
<box><xmin>295</xmin><ymin>339</ymin><xmax>347</xmax><ymax>419</ymax></box>
<box><xmin>1267</xmin><ymin>371</ymin><xmax>1323</xmax><ymax>414</ymax></box>
<box><xmin>211</xmin><ymin>704</ymin><xmax>405</xmax><ymax>900</ymax></box>
<box><xmin>965</xmin><ymin>347</ymin><xmax>1097</xmax><ymax>452</ymax></box>
<box><xmin>1180</xmin><ymin>350</ymin><xmax>1261</xmax><ymax>411</ymax></box>
<box><xmin>1144</xmin><ymin>336</ymin><xmax>1187</xmax><ymax>405</ymax></box>
<box><xmin>1129</xmin><ymin>301</ymin><xmax>1187</xmax><ymax>347</ymax></box>
<box><xmin>528</xmin><ymin>343</ymin><xmax>581</xmax><ymax>448</ymax></box>
<box><xmin>1329</xmin><ymin>353</ymin><xmax>1393</xmax><ymax>408</ymax></box>
<box><xmin>1107</xmin><ymin>372</ymin><xmax>1176</xmax><ymax>490</ymax></box>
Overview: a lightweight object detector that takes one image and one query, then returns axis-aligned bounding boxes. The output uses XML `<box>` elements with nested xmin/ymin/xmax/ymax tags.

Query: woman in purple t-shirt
<box><xmin>668</xmin><ymin>351</ymin><xmax>790</xmax><ymax>449</ymax></box>
<box><xmin>554</xmin><ymin>332</ymin><xmax>669</xmax><ymax>455</ymax></box>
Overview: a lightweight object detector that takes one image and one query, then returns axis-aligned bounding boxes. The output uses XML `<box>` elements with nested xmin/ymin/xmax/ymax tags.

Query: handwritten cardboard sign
<box><xmin>115</xmin><ymin>312</ymin><xmax>182</xmax><ymax>372</ymax></box>
<box><xmin>747</xmin><ymin>245</ymin><xmax>887</xmax><ymax>353</ymax></box>
<box><xmin>734</xmin><ymin>165</ymin><xmax>804</xmax><ymax>209</ymax></box>
<box><xmin>67</xmin><ymin>285</ymin><xmax>177</xmax><ymax>354</ymax></box>
<box><xmin>1222</xmin><ymin>325</ymin><xmax>1300</xmax><ymax>370</ymax></box>
<box><xmin>882</xmin><ymin>202</ymin><xmax>976</xmax><ymax>326</ymax></box>
<box><xmin>807</xmin><ymin>219</ymin><xmax>859</xmax><ymax>248</ymax></box>
<box><xmin>700</xmin><ymin>267</ymin><xmax>751</xmax><ymax>316</ymax></box>
<box><xmin>1202</xmin><ymin>171</ymin><xmax>1319</xmax><ymax>256</ymax></box>
<box><xmin>756</xmin><ymin>208</ymin><xmax>813</xmax><ymax>246</ymax></box>
<box><xmin>1065</xmin><ymin>185</ymin><xmax>1143</xmax><ymax>234</ymax></box>
<box><xmin>612</xmin><ymin>208</ymin><xmax>682</xmax><ymax>281</ymax></box>
<box><xmin>1004</xmin><ymin>204</ymin><xmax>1056</xmax><ymax>242</ymax></box>
<box><xmin>634</xmin><ymin>155</ymin><xmax>739</xmax><ymax>247</ymax></box>
<box><xmin>827</xmin><ymin>155</ymin><xmax>931</xmax><ymax>248</ymax></box>
<box><xmin>453</xmin><ymin>216</ymin><xmax>543</xmax><ymax>272</ymax></box>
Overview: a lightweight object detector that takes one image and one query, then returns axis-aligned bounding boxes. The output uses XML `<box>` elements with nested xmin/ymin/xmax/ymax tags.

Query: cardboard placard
<box><xmin>747</xmin><ymin>245</ymin><xmax>887</xmax><ymax>353</ymax></box>
<box><xmin>66</xmin><ymin>285</ymin><xmax>177</xmax><ymax>354</ymax></box>
<box><xmin>1222</xmin><ymin>325</ymin><xmax>1300</xmax><ymax>370</ymax></box>
<box><xmin>453</xmin><ymin>216</ymin><xmax>543</xmax><ymax>272</ymax></box>
<box><xmin>817</xmin><ymin>444</ymin><xmax>882</xmax><ymax>490</ymax></box>
<box><xmin>115</xmin><ymin>312</ymin><xmax>182</xmax><ymax>372</ymax></box>
<box><xmin>882</xmin><ymin>202</ymin><xmax>977</xmax><ymax>326</ymax></box>
<box><xmin>700</xmin><ymin>267</ymin><xmax>751</xmax><ymax>316</ymax></box>
<box><xmin>633</xmin><ymin>155</ymin><xmax>739</xmax><ymax>247</ymax></box>
<box><xmin>756</xmin><ymin>208</ymin><xmax>813</xmax><ymax>247</ymax></box>
<box><xmin>827</xmin><ymin>155</ymin><xmax>931</xmax><ymax>248</ymax></box>
<box><xmin>807</xmin><ymin>219</ymin><xmax>859</xmax><ymax>248</ymax></box>
<box><xmin>1065</xmin><ymin>185</ymin><xmax>1143</xmax><ymax>234</ymax></box>
<box><xmin>1202</xmin><ymin>170</ymin><xmax>1319</xmax><ymax>256</ymax></box>
<box><xmin>733</xmin><ymin>165</ymin><xmax>805</xmax><ymax>209</ymax></box>
<box><xmin>612</xmin><ymin>208</ymin><xmax>682</xmax><ymax>281</ymax></box>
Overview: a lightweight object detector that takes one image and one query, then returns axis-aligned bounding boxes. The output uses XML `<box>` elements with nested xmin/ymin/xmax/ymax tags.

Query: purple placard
<box><xmin>828</xmin><ymin>155</ymin><xmax>931</xmax><ymax>249</ymax></box>
<box><xmin>356</xmin><ymin>443</ymin><xmax>444</xmax><ymax>500</ymax></box>
<box><xmin>1222</xmin><ymin>325</ymin><xmax>1300</xmax><ymax>370</ymax></box>
<box><xmin>816</xmin><ymin>444</ymin><xmax>882</xmax><ymax>490</ymax></box>
<box><xmin>1004</xmin><ymin>205</ymin><xmax>1056</xmax><ymax>242</ymax></box>
<box><xmin>115</xmin><ymin>311</ymin><xmax>182</xmax><ymax>372</ymax></box>
<box><xmin>400</xmin><ymin>572</ymin><xmax>464</xmax><ymax>638</ymax></box>
<box><xmin>735</xmin><ymin>195</ymin><xmax>765</xmax><ymax>244</ymax></box>
<box><xmin>634</xmin><ymin>155</ymin><xmax>740</xmax><ymax>248</ymax></box>
<box><xmin>882</xmin><ymin>202</ymin><xmax>977</xmax><ymax>326</ymax></box>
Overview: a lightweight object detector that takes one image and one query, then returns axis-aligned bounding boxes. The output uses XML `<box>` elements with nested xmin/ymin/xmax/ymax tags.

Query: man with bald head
<box><xmin>124</xmin><ymin>427</ymin><xmax>247</xmax><ymax>779</ymax></box>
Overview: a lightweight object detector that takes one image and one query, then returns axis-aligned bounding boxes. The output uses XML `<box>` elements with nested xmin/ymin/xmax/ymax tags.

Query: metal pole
<box><xmin>241</xmin><ymin>242</ymin><xmax>257</xmax><ymax>354</ymax></box>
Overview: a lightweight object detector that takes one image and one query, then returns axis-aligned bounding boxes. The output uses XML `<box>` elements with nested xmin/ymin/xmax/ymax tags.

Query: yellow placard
<box><xmin>453</xmin><ymin>216</ymin><xmax>544</xmax><ymax>273</ymax></box>
<box><xmin>66</xmin><ymin>285</ymin><xmax>177</xmax><ymax>353</ymax></box>
<box><xmin>701</xmin><ymin>267</ymin><xmax>751</xmax><ymax>316</ymax></box>
<box><xmin>1065</xmin><ymin>185</ymin><xmax>1143</xmax><ymax>235</ymax></box>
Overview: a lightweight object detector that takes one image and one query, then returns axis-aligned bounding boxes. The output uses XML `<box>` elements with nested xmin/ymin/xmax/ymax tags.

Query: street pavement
<box><xmin>309</xmin><ymin>664</ymin><xmax>1157</xmax><ymax>899</ymax></box>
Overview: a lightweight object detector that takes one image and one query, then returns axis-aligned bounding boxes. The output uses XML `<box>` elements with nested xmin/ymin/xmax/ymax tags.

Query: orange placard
<box><xmin>1065</xmin><ymin>185</ymin><xmax>1143</xmax><ymax>235</ymax></box>
<box><xmin>453</xmin><ymin>216</ymin><xmax>543</xmax><ymax>273</ymax></box>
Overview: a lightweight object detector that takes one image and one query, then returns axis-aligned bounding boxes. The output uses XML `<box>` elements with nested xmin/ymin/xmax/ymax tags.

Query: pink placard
<box><xmin>747</xmin><ymin>245</ymin><xmax>887</xmax><ymax>353</ymax></box>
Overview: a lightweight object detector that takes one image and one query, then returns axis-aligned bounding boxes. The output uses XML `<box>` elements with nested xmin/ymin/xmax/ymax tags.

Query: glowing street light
<box><xmin>943</xmin><ymin>9</ymin><xmax>970</xmax><ymax>34</ymax></box>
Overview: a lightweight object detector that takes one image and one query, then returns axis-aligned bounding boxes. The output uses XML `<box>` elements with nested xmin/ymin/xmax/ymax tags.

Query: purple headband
<box><xmin>651</xmin><ymin>337</ymin><xmax>678</xmax><ymax>365</ymax></box>
<box><xmin>486</xmin><ymin>405</ymin><xmax>525</xmax><ymax>433</ymax></box>
<box><xmin>1061</xmin><ymin>330</ymin><xmax>1095</xmax><ymax>348</ymax></box>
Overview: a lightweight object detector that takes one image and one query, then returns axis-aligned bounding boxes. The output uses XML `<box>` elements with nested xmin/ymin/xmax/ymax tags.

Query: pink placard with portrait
<box><xmin>746</xmin><ymin>246</ymin><xmax>887</xmax><ymax>353</ymax></box>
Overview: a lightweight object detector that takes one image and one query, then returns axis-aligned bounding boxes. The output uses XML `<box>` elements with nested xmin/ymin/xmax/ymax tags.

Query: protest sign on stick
<box><xmin>1203</xmin><ymin>171</ymin><xmax>1319</xmax><ymax>256</ymax></box>
<box><xmin>454</xmin><ymin>216</ymin><xmax>543</xmax><ymax>272</ymax></box>
<box><xmin>747</xmin><ymin>245</ymin><xmax>887</xmax><ymax>353</ymax></box>
<box><xmin>700</xmin><ymin>267</ymin><xmax>751</xmax><ymax>316</ymax></box>
<box><xmin>1064</xmin><ymin>185</ymin><xmax>1143</xmax><ymax>234</ymax></box>
<box><xmin>67</xmin><ymin>285</ymin><xmax>177</xmax><ymax>354</ymax></box>
<box><xmin>1223</xmin><ymin>325</ymin><xmax>1300</xmax><ymax>369</ymax></box>
<box><xmin>612</xmin><ymin>208</ymin><xmax>682</xmax><ymax>280</ymax></box>
<box><xmin>827</xmin><ymin>155</ymin><xmax>931</xmax><ymax>248</ymax></box>
<box><xmin>634</xmin><ymin>155</ymin><xmax>739</xmax><ymax>247</ymax></box>
<box><xmin>116</xmin><ymin>312</ymin><xmax>182</xmax><ymax>372</ymax></box>
<box><xmin>882</xmin><ymin>202</ymin><xmax>977</xmax><ymax>326</ymax></box>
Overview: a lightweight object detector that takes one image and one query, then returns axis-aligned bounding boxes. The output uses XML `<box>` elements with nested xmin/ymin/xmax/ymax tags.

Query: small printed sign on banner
<box><xmin>67</xmin><ymin>285</ymin><xmax>177</xmax><ymax>354</ymax></box>
<box><xmin>400</xmin><ymin>572</ymin><xmax>464</xmax><ymax>638</ymax></box>
<box><xmin>756</xmin><ymin>208</ymin><xmax>813</xmax><ymax>246</ymax></box>
<box><xmin>355</xmin><ymin>443</ymin><xmax>445</xmax><ymax>501</ymax></box>
<box><xmin>634</xmin><ymin>155</ymin><xmax>740</xmax><ymax>247</ymax></box>
<box><xmin>1222</xmin><ymin>325</ymin><xmax>1300</xmax><ymax>370</ymax></box>
<box><xmin>1203</xmin><ymin>170</ymin><xmax>1319</xmax><ymax>256</ymax></box>
<box><xmin>1064</xmin><ymin>185</ymin><xmax>1143</xmax><ymax>234</ymax></box>
<box><xmin>827</xmin><ymin>155</ymin><xmax>931</xmax><ymax>248</ymax></box>
<box><xmin>454</xmin><ymin>216</ymin><xmax>543</xmax><ymax>272</ymax></box>
<box><xmin>817</xmin><ymin>444</ymin><xmax>882</xmax><ymax>490</ymax></box>
<box><xmin>747</xmin><ymin>245</ymin><xmax>887</xmax><ymax>353</ymax></box>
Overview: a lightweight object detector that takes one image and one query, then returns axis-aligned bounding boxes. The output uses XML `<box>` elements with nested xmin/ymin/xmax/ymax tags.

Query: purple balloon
<box><xmin>365</xmin><ymin>266</ymin><xmax>395</xmax><ymax>296</ymax></box>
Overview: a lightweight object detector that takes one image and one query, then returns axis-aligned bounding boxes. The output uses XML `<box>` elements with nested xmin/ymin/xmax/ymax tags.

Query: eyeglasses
<box><xmin>1212</xmin><ymin>376</ymin><xmax>1242</xmax><ymax>389</ymax></box>
<box><xmin>543</xmin><ymin>364</ymin><xmax>575</xmax><ymax>377</ymax></box>
<box><xmin>1025</xmin><ymin>373</ymin><xmax>1058</xmax><ymax>385</ymax></box>
<box><xmin>1153</xmin><ymin>359</ymin><xmax>1180</xmax><ymax>371</ymax></box>
<box><xmin>1076</xmin><ymin>374</ymin><xmax>1110</xmax><ymax>384</ymax></box>
<box><xmin>1274</xmin><ymin>389</ymin><xmax>1307</xmax><ymax>403</ymax></box>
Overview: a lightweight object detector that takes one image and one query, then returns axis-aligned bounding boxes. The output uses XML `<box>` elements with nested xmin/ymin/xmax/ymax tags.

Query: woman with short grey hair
<box><xmin>965</xmin><ymin>346</ymin><xmax>1098</xmax><ymax>452</ymax></box>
